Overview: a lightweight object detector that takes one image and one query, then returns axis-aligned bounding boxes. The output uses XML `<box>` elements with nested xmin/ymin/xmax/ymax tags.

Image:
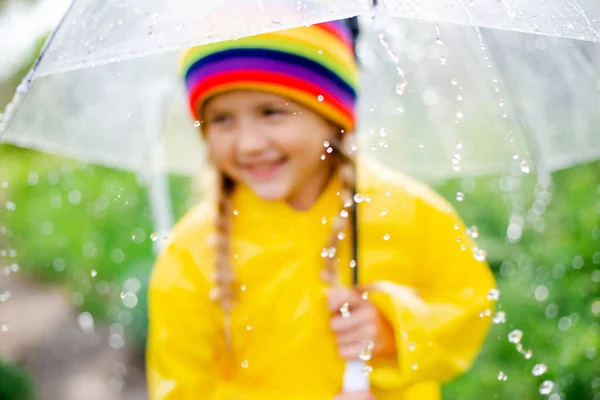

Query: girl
<box><xmin>147</xmin><ymin>17</ymin><xmax>495</xmax><ymax>400</ymax></box>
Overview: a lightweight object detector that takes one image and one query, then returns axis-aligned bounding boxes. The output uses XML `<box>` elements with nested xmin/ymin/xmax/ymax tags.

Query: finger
<box><xmin>336</xmin><ymin>324</ymin><xmax>376</xmax><ymax>346</ymax></box>
<box><xmin>333</xmin><ymin>391</ymin><xmax>375</xmax><ymax>400</ymax></box>
<box><xmin>327</xmin><ymin>287</ymin><xmax>363</xmax><ymax>313</ymax></box>
<box><xmin>330</xmin><ymin>307</ymin><xmax>375</xmax><ymax>333</ymax></box>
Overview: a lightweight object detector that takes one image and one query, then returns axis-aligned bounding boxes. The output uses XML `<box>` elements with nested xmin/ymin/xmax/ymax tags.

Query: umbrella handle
<box><xmin>342</xmin><ymin>360</ymin><xmax>370</xmax><ymax>392</ymax></box>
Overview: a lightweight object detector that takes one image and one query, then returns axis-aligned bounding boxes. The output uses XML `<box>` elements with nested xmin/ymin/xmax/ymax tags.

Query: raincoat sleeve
<box><xmin>367</xmin><ymin>193</ymin><xmax>496</xmax><ymax>389</ymax></box>
<box><xmin>146</xmin><ymin>239</ymin><xmax>220</xmax><ymax>400</ymax></box>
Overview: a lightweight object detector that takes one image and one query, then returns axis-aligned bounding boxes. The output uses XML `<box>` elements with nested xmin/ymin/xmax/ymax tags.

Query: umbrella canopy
<box><xmin>1</xmin><ymin>0</ymin><xmax>599</xmax><ymax>181</ymax></box>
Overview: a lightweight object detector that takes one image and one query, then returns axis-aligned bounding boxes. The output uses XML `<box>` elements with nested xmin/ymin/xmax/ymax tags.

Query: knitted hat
<box><xmin>180</xmin><ymin>20</ymin><xmax>359</xmax><ymax>133</ymax></box>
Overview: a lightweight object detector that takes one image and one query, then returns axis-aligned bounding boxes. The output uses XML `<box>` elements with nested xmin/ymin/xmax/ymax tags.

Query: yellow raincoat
<box><xmin>147</xmin><ymin>158</ymin><xmax>495</xmax><ymax>400</ymax></box>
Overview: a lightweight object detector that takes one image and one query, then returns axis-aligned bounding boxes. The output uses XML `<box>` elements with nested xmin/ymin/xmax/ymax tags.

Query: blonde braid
<box><xmin>213</xmin><ymin>173</ymin><xmax>237</xmax><ymax>351</ymax></box>
<box><xmin>322</xmin><ymin>131</ymin><xmax>358</xmax><ymax>286</ymax></box>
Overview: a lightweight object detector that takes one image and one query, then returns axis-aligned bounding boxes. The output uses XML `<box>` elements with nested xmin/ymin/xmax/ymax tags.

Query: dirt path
<box><xmin>0</xmin><ymin>273</ymin><xmax>147</xmax><ymax>400</ymax></box>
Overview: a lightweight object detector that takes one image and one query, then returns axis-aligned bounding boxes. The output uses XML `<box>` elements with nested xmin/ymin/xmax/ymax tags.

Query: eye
<box><xmin>209</xmin><ymin>113</ymin><xmax>232</xmax><ymax>125</ymax></box>
<box><xmin>263</xmin><ymin>107</ymin><xmax>286</xmax><ymax>117</ymax></box>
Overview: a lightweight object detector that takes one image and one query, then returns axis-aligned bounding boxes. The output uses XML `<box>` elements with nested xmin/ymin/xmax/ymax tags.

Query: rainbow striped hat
<box><xmin>180</xmin><ymin>20</ymin><xmax>359</xmax><ymax>133</ymax></box>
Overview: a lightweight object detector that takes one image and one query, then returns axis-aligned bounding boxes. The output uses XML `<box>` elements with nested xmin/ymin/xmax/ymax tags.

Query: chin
<box><xmin>249</xmin><ymin>182</ymin><xmax>290</xmax><ymax>203</ymax></box>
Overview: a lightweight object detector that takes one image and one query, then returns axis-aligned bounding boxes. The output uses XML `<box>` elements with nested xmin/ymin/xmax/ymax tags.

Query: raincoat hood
<box><xmin>147</xmin><ymin>157</ymin><xmax>495</xmax><ymax>399</ymax></box>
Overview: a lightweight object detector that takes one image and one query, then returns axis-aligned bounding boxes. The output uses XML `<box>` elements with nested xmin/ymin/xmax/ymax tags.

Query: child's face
<box><xmin>203</xmin><ymin>91</ymin><xmax>338</xmax><ymax>209</ymax></box>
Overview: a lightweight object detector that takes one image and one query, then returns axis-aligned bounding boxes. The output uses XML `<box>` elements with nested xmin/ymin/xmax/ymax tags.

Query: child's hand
<box><xmin>333</xmin><ymin>391</ymin><xmax>376</xmax><ymax>400</ymax></box>
<box><xmin>327</xmin><ymin>287</ymin><xmax>396</xmax><ymax>360</ymax></box>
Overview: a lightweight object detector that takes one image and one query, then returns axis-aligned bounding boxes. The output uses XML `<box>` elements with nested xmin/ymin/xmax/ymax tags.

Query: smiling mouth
<box><xmin>242</xmin><ymin>158</ymin><xmax>287</xmax><ymax>180</ymax></box>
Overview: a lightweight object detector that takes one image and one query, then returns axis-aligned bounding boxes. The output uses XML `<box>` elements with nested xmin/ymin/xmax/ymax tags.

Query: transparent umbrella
<box><xmin>0</xmin><ymin>0</ymin><xmax>599</xmax><ymax>396</ymax></box>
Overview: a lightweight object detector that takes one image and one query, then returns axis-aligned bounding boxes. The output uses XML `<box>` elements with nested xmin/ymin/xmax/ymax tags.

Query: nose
<box><xmin>234</xmin><ymin>117</ymin><xmax>269</xmax><ymax>157</ymax></box>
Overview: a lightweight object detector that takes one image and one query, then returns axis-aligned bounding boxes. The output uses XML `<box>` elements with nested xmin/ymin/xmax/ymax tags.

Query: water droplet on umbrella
<box><xmin>321</xmin><ymin>217</ymin><xmax>328</xmax><ymax>225</ymax></box>
<box><xmin>436</xmin><ymin>37</ymin><xmax>444</xmax><ymax>45</ymax></box>
<box><xmin>502</xmin><ymin>111</ymin><xmax>508</xmax><ymax>118</ymax></box>
<box><xmin>492</xmin><ymin>78</ymin><xmax>498</xmax><ymax>83</ymax></box>
<box><xmin>396</xmin><ymin>106</ymin><xmax>405</xmax><ymax>114</ymax></box>
<box><xmin>460</xmin><ymin>244</ymin><xmax>467</xmax><ymax>251</ymax></box>
<box><xmin>90</xmin><ymin>269</ymin><xmax>97</xmax><ymax>278</ymax></box>
<box><xmin>193</xmin><ymin>120</ymin><xmax>201</xmax><ymax>128</ymax></box>
<box><xmin>362</xmin><ymin>292</ymin><xmax>369</xmax><ymax>300</ymax></box>
<box><xmin>395</xmin><ymin>82</ymin><xmax>407</xmax><ymax>95</ymax></box>
<box><xmin>450</xmin><ymin>78</ymin><xmax>458</xmax><ymax>85</ymax></box>
<box><xmin>340</xmin><ymin>210</ymin><xmax>349</xmax><ymax>218</ymax></box>
<box><xmin>0</xmin><ymin>291</ymin><xmax>11</xmax><ymax>302</ymax></box>
<box><xmin>494</xmin><ymin>87</ymin><xmax>500</xmax><ymax>93</ymax></box>
<box><xmin>1</xmin><ymin>323</ymin><xmax>9</xmax><ymax>332</ymax></box>
<box><xmin>408</xmin><ymin>342</ymin><xmax>416</xmax><ymax>351</ymax></box>
<box><xmin>487</xmin><ymin>288</ymin><xmax>500</xmax><ymax>301</ymax></box>
<box><xmin>521</xmin><ymin>160</ymin><xmax>530</xmax><ymax>174</ymax></box>
<box><xmin>418</xmin><ymin>143</ymin><xmax>425</xmax><ymax>149</ymax></box>
<box><xmin>499</xmin><ymin>99</ymin><xmax>505</xmax><ymax>107</ymax></box>
<box><xmin>497</xmin><ymin>371</ymin><xmax>508</xmax><ymax>381</ymax></box>
<box><xmin>456</xmin><ymin>141</ymin><xmax>463</xmax><ymax>150</ymax></box>
<box><xmin>370</xmin><ymin>104</ymin><xmax>376</xmax><ymax>112</ymax></box>
<box><xmin>456</xmin><ymin>192</ymin><xmax>464</xmax><ymax>202</ymax></box>
<box><xmin>411</xmin><ymin>363</ymin><xmax>418</xmax><ymax>370</ymax></box>
<box><xmin>524</xmin><ymin>349</ymin><xmax>533</xmax><ymax>359</ymax></box>
<box><xmin>337</xmin><ymin>232</ymin><xmax>345</xmax><ymax>240</ymax></box>
<box><xmin>321</xmin><ymin>154</ymin><xmax>326</xmax><ymax>160</ymax></box>
<box><xmin>349</xmin><ymin>260</ymin><xmax>357</xmax><ymax>268</ymax></box>
<box><xmin>539</xmin><ymin>380</ymin><xmax>554</xmax><ymax>395</ymax></box>
<box><xmin>456</xmin><ymin>111</ymin><xmax>463</xmax><ymax>119</ymax></box>
<box><xmin>440</xmin><ymin>55</ymin><xmax>447</xmax><ymax>65</ymax></box>
<box><xmin>340</xmin><ymin>302</ymin><xmax>351</xmax><ymax>318</ymax></box>
<box><xmin>246</xmin><ymin>324</ymin><xmax>252</xmax><ymax>331</ymax></box>
<box><xmin>379</xmin><ymin>127</ymin><xmax>387</xmax><ymax>137</ymax></box>
<box><xmin>361</xmin><ymin>365</ymin><xmax>373</xmax><ymax>375</ymax></box>
<box><xmin>493</xmin><ymin>311</ymin><xmax>506</xmax><ymax>324</ymax></box>
<box><xmin>344</xmin><ymin>200</ymin><xmax>353</xmax><ymax>208</ymax></box>
<box><xmin>317</xmin><ymin>95</ymin><xmax>324</xmax><ymax>102</ymax></box>
<box><xmin>241</xmin><ymin>360</ymin><xmax>249</xmax><ymax>368</ymax></box>
<box><xmin>318</xmin><ymin>49</ymin><xmax>323</xmax><ymax>54</ymax></box>
<box><xmin>532</xmin><ymin>363</ymin><xmax>547</xmax><ymax>376</ymax></box>
<box><xmin>150</xmin><ymin>232</ymin><xmax>159</xmax><ymax>242</ymax></box>
<box><xmin>456</xmin><ymin>94</ymin><xmax>463</xmax><ymax>101</ymax></box>
<box><xmin>469</xmin><ymin>226</ymin><xmax>479</xmax><ymax>238</ymax></box>
<box><xmin>323</xmin><ymin>141</ymin><xmax>330</xmax><ymax>147</ymax></box>
<box><xmin>354</xmin><ymin>193</ymin><xmax>364</xmax><ymax>203</ymax></box>
<box><xmin>241</xmin><ymin>285</ymin><xmax>247</xmax><ymax>291</ymax></box>
<box><xmin>380</xmin><ymin>209</ymin><xmax>388</xmax><ymax>217</ymax></box>
<box><xmin>508</xmin><ymin>329</ymin><xmax>523</xmax><ymax>344</ymax></box>
<box><xmin>383</xmin><ymin>233</ymin><xmax>391</xmax><ymax>241</ymax></box>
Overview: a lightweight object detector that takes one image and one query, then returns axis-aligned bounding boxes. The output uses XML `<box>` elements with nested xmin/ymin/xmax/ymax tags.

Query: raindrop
<box><xmin>321</xmin><ymin>217</ymin><xmax>328</xmax><ymax>225</ymax></box>
<box><xmin>383</xmin><ymin>233</ymin><xmax>391</xmax><ymax>241</ymax></box>
<box><xmin>532</xmin><ymin>363</ymin><xmax>548</xmax><ymax>376</ymax></box>
<box><xmin>337</xmin><ymin>232</ymin><xmax>345</xmax><ymax>240</ymax></box>
<box><xmin>193</xmin><ymin>120</ymin><xmax>201</xmax><ymax>128</ymax></box>
<box><xmin>340</xmin><ymin>302</ymin><xmax>351</xmax><ymax>318</ymax></box>
<box><xmin>361</xmin><ymin>292</ymin><xmax>369</xmax><ymax>300</ymax></box>
<box><xmin>380</xmin><ymin>209</ymin><xmax>388</xmax><ymax>217</ymax></box>
<box><xmin>508</xmin><ymin>329</ymin><xmax>523</xmax><ymax>344</ymax></box>
<box><xmin>512</xmin><ymin>153</ymin><xmax>519</xmax><ymax>160</ymax></box>
<box><xmin>1</xmin><ymin>323</ymin><xmax>9</xmax><ymax>333</ymax></box>
<box><xmin>361</xmin><ymin>365</ymin><xmax>373</xmax><ymax>375</ymax></box>
<box><xmin>241</xmin><ymin>360</ymin><xmax>249</xmax><ymax>368</ymax></box>
<box><xmin>521</xmin><ymin>160</ymin><xmax>530</xmax><ymax>174</ymax></box>
<box><xmin>396</xmin><ymin>106</ymin><xmax>405</xmax><ymax>114</ymax></box>
<box><xmin>408</xmin><ymin>342</ymin><xmax>416</xmax><ymax>351</ymax></box>
<box><xmin>396</xmin><ymin>82</ymin><xmax>407</xmax><ymax>95</ymax></box>
<box><xmin>469</xmin><ymin>226</ymin><xmax>479</xmax><ymax>238</ymax></box>
<box><xmin>317</xmin><ymin>95</ymin><xmax>324</xmax><ymax>102</ymax></box>
<box><xmin>539</xmin><ymin>380</ymin><xmax>554</xmax><ymax>395</ymax></box>
<box><xmin>502</xmin><ymin>111</ymin><xmax>508</xmax><ymax>118</ymax></box>
<box><xmin>318</xmin><ymin>49</ymin><xmax>323</xmax><ymax>54</ymax></box>
<box><xmin>411</xmin><ymin>363</ymin><xmax>418</xmax><ymax>370</ymax></box>
<box><xmin>323</xmin><ymin>141</ymin><xmax>330</xmax><ymax>147</ymax></box>
<box><xmin>233</xmin><ymin>209</ymin><xmax>239</xmax><ymax>216</ymax></box>
<box><xmin>90</xmin><ymin>269</ymin><xmax>97</xmax><ymax>278</ymax></box>
<box><xmin>321</xmin><ymin>154</ymin><xmax>326</xmax><ymax>160</ymax></box>
<box><xmin>460</xmin><ymin>244</ymin><xmax>467</xmax><ymax>251</ymax></box>
<box><xmin>340</xmin><ymin>210</ymin><xmax>349</xmax><ymax>218</ymax></box>
<box><xmin>378</xmin><ymin>127</ymin><xmax>387</xmax><ymax>137</ymax></box>
<box><xmin>499</xmin><ymin>99</ymin><xmax>505</xmax><ymax>107</ymax></box>
<box><xmin>450</xmin><ymin>78</ymin><xmax>458</xmax><ymax>86</ymax></box>
<box><xmin>354</xmin><ymin>193</ymin><xmax>364</xmax><ymax>203</ymax></box>
<box><xmin>456</xmin><ymin>192</ymin><xmax>465</xmax><ymax>202</ymax></box>
<box><xmin>0</xmin><ymin>290</ymin><xmax>10</xmax><ymax>302</ymax></box>
<box><xmin>473</xmin><ymin>247</ymin><xmax>487</xmax><ymax>262</ymax></box>
<box><xmin>418</xmin><ymin>143</ymin><xmax>425</xmax><ymax>149</ymax></box>
<box><xmin>150</xmin><ymin>232</ymin><xmax>159</xmax><ymax>242</ymax></box>
<box><xmin>359</xmin><ymin>347</ymin><xmax>372</xmax><ymax>361</ymax></box>
<box><xmin>497</xmin><ymin>371</ymin><xmax>508</xmax><ymax>381</ymax></box>
<box><xmin>349</xmin><ymin>260</ymin><xmax>357</xmax><ymax>268</ymax></box>
<box><xmin>487</xmin><ymin>288</ymin><xmax>500</xmax><ymax>301</ymax></box>
<box><xmin>456</xmin><ymin>94</ymin><xmax>463</xmax><ymax>101</ymax></box>
<box><xmin>492</xmin><ymin>311</ymin><xmax>506</xmax><ymax>324</ymax></box>
<box><xmin>5</xmin><ymin>201</ymin><xmax>16</xmax><ymax>211</ymax></box>
<box><xmin>369</xmin><ymin>104</ymin><xmax>376</xmax><ymax>112</ymax></box>
<box><xmin>241</xmin><ymin>285</ymin><xmax>247</xmax><ymax>291</ymax></box>
<box><xmin>524</xmin><ymin>349</ymin><xmax>533</xmax><ymax>359</ymax></box>
<box><xmin>456</xmin><ymin>141</ymin><xmax>463</xmax><ymax>150</ymax></box>
<box><xmin>456</xmin><ymin>111</ymin><xmax>463</xmax><ymax>119</ymax></box>
<box><xmin>440</xmin><ymin>55</ymin><xmax>447</xmax><ymax>65</ymax></box>
<box><xmin>494</xmin><ymin>87</ymin><xmax>500</xmax><ymax>93</ymax></box>
<box><xmin>246</xmin><ymin>324</ymin><xmax>252</xmax><ymax>331</ymax></box>
<box><xmin>436</xmin><ymin>37</ymin><xmax>444</xmax><ymax>45</ymax></box>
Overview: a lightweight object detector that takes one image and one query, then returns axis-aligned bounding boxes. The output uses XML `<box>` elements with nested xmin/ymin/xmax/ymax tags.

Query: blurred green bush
<box><xmin>0</xmin><ymin>143</ymin><xmax>598</xmax><ymax>399</ymax></box>
<box><xmin>0</xmin><ymin>361</ymin><xmax>36</xmax><ymax>400</ymax></box>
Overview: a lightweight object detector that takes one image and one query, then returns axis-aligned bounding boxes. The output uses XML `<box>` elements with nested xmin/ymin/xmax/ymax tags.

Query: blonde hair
<box><xmin>212</xmin><ymin>131</ymin><xmax>358</xmax><ymax>315</ymax></box>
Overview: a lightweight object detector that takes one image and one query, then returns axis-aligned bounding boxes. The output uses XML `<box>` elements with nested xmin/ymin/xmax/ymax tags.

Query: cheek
<box><xmin>206</xmin><ymin>134</ymin><xmax>234</xmax><ymax>168</ymax></box>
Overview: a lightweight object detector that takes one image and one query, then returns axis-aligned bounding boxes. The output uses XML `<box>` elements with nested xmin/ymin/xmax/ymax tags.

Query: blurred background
<box><xmin>0</xmin><ymin>1</ymin><xmax>599</xmax><ymax>400</ymax></box>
